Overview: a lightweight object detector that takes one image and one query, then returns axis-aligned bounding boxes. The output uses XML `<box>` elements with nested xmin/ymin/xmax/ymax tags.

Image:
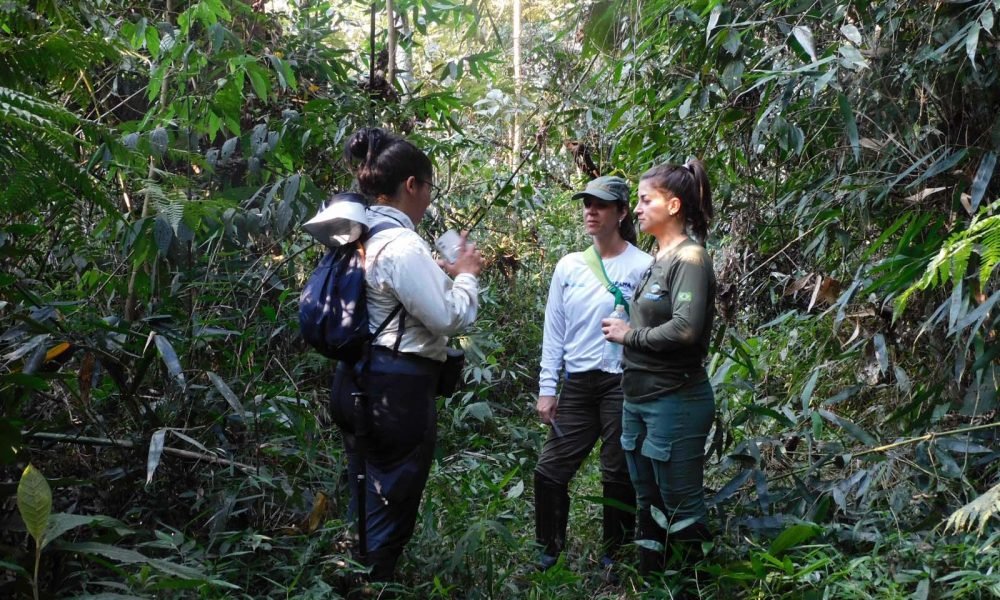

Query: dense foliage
<box><xmin>1</xmin><ymin>0</ymin><xmax>997</xmax><ymax>598</ymax></box>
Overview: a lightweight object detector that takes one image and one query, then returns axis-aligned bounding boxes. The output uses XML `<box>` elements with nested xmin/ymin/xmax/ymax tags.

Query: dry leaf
<box><xmin>305</xmin><ymin>491</ymin><xmax>328</xmax><ymax>534</ymax></box>
<box><xmin>905</xmin><ymin>187</ymin><xmax>947</xmax><ymax>204</ymax></box>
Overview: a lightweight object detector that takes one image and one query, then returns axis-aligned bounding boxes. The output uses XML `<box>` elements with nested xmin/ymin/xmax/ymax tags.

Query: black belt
<box><xmin>565</xmin><ymin>369</ymin><xmax>620</xmax><ymax>381</ymax></box>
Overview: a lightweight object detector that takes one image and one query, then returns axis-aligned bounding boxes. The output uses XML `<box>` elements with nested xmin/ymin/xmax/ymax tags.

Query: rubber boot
<box><xmin>534</xmin><ymin>472</ymin><xmax>570</xmax><ymax>569</ymax></box>
<box><xmin>666</xmin><ymin>521</ymin><xmax>712</xmax><ymax>598</ymax></box>
<box><xmin>601</xmin><ymin>481</ymin><xmax>636</xmax><ymax>559</ymax></box>
<box><xmin>635</xmin><ymin>507</ymin><xmax>666</xmax><ymax>576</ymax></box>
<box><xmin>667</xmin><ymin>522</ymin><xmax>711</xmax><ymax>562</ymax></box>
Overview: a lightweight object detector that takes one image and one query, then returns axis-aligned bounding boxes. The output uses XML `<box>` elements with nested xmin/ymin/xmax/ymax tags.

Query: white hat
<box><xmin>302</xmin><ymin>193</ymin><xmax>369</xmax><ymax>247</ymax></box>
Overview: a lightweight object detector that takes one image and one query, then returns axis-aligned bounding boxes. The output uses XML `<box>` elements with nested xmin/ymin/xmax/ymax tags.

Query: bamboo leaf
<box><xmin>17</xmin><ymin>464</ymin><xmax>52</xmax><ymax>545</ymax></box>
<box><xmin>710</xmin><ymin>469</ymin><xmax>753</xmax><ymax>506</ymax></box>
<box><xmin>769</xmin><ymin>522</ymin><xmax>822</xmax><ymax>557</ymax></box>
<box><xmin>153</xmin><ymin>334</ymin><xmax>186</xmax><ymax>388</ymax></box>
<box><xmin>801</xmin><ymin>368</ymin><xmax>821</xmax><ymax>410</ymax></box>
<box><xmin>146</xmin><ymin>429</ymin><xmax>166</xmax><ymax>486</ymax></box>
<box><xmin>969</xmin><ymin>152</ymin><xmax>996</xmax><ymax>214</ymax></box>
<box><xmin>668</xmin><ymin>516</ymin><xmax>700</xmax><ymax>534</ymax></box>
<box><xmin>42</xmin><ymin>513</ymin><xmax>127</xmax><ymax>550</ymax></box>
<box><xmin>55</xmin><ymin>541</ymin><xmax>148</xmax><ymax>563</ymax></box>
<box><xmin>207</xmin><ymin>372</ymin><xmax>245</xmax><ymax>415</ymax></box>
<box><xmin>837</xmin><ymin>93</ymin><xmax>860</xmax><ymax>162</ymax></box>
<box><xmin>873</xmin><ymin>334</ymin><xmax>889</xmax><ymax>374</ymax></box>
<box><xmin>792</xmin><ymin>26</ymin><xmax>817</xmax><ymax>62</ymax></box>
<box><xmin>840</xmin><ymin>24</ymin><xmax>862</xmax><ymax>45</ymax></box>
<box><xmin>707</xmin><ymin>4</ymin><xmax>722</xmax><ymax>43</ymax></box>
<box><xmin>818</xmin><ymin>409</ymin><xmax>877</xmax><ymax>445</ymax></box>
<box><xmin>966</xmin><ymin>21</ymin><xmax>980</xmax><ymax>69</ymax></box>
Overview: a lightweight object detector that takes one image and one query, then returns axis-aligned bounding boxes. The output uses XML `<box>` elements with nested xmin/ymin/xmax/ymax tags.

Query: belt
<box><xmin>565</xmin><ymin>369</ymin><xmax>620</xmax><ymax>381</ymax></box>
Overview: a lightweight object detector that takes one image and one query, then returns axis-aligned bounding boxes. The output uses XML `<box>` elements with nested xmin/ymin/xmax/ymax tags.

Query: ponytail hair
<box><xmin>618</xmin><ymin>206</ymin><xmax>638</xmax><ymax>245</ymax></box>
<box><xmin>343</xmin><ymin>127</ymin><xmax>433</xmax><ymax>201</ymax></box>
<box><xmin>639</xmin><ymin>159</ymin><xmax>713</xmax><ymax>244</ymax></box>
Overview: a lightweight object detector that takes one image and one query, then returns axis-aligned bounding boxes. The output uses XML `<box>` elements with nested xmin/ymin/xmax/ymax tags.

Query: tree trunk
<box><xmin>512</xmin><ymin>0</ymin><xmax>522</xmax><ymax>171</ymax></box>
<box><xmin>387</xmin><ymin>0</ymin><xmax>397</xmax><ymax>90</ymax></box>
<box><xmin>398</xmin><ymin>11</ymin><xmax>415</xmax><ymax>101</ymax></box>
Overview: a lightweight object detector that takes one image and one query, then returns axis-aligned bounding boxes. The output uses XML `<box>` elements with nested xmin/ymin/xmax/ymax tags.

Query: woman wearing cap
<box><xmin>534</xmin><ymin>176</ymin><xmax>652</xmax><ymax>574</ymax></box>
<box><xmin>330</xmin><ymin>127</ymin><xmax>483</xmax><ymax>581</ymax></box>
<box><xmin>601</xmin><ymin>161</ymin><xmax>716</xmax><ymax>576</ymax></box>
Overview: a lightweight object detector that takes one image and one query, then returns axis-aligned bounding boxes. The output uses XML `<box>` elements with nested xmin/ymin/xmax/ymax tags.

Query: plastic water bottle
<box><xmin>601</xmin><ymin>304</ymin><xmax>627</xmax><ymax>373</ymax></box>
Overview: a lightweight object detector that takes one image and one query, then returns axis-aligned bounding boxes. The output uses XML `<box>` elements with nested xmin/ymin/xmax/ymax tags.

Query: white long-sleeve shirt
<box><xmin>538</xmin><ymin>244</ymin><xmax>652</xmax><ymax>396</ymax></box>
<box><xmin>364</xmin><ymin>205</ymin><xmax>479</xmax><ymax>362</ymax></box>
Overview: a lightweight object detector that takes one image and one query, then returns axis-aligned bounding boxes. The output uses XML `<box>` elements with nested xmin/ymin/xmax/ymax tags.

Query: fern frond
<box><xmin>895</xmin><ymin>212</ymin><xmax>1000</xmax><ymax>315</ymax></box>
<box><xmin>945</xmin><ymin>482</ymin><xmax>1000</xmax><ymax>535</ymax></box>
<box><xmin>979</xmin><ymin>216</ymin><xmax>1000</xmax><ymax>286</ymax></box>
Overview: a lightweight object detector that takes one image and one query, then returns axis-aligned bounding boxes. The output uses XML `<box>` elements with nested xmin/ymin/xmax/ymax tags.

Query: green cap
<box><xmin>571</xmin><ymin>175</ymin><xmax>631</xmax><ymax>204</ymax></box>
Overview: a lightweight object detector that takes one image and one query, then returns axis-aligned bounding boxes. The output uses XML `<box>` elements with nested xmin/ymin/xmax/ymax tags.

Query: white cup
<box><xmin>434</xmin><ymin>229</ymin><xmax>463</xmax><ymax>263</ymax></box>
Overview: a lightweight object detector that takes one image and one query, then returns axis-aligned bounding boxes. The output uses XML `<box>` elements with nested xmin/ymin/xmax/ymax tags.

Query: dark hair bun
<box><xmin>345</xmin><ymin>127</ymin><xmax>388</xmax><ymax>162</ymax></box>
<box><xmin>342</xmin><ymin>127</ymin><xmax>432</xmax><ymax>200</ymax></box>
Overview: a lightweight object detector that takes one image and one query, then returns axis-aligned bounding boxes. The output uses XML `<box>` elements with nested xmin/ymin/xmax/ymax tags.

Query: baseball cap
<box><xmin>571</xmin><ymin>175</ymin><xmax>630</xmax><ymax>204</ymax></box>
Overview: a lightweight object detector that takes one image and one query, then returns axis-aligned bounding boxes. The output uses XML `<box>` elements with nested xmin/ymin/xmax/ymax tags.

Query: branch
<box><xmin>23</xmin><ymin>431</ymin><xmax>258</xmax><ymax>473</ymax></box>
<box><xmin>765</xmin><ymin>421</ymin><xmax>1000</xmax><ymax>484</ymax></box>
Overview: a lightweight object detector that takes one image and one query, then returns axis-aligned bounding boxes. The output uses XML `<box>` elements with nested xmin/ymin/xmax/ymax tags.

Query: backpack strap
<box><xmin>582</xmin><ymin>245</ymin><xmax>629</xmax><ymax>316</ymax></box>
<box><xmin>363</xmin><ymin>220</ymin><xmax>407</xmax><ymax>352</ymax></box>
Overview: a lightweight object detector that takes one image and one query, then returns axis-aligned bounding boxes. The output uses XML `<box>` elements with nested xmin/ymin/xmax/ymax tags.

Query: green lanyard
<box><xmin>582</xmin><ymin>245</ymin><xmax>629</xmax><ymax>316</ymax></box>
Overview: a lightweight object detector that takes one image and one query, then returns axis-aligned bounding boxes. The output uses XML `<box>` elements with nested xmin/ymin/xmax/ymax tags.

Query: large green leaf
<box><xmin>42</xmin><ymin>513</ymin><xmax>130</xmax><ymax>550</ymax></box>
<box><xmin>16</xmin><ymin>464</ymin><xmax>51</xmax><ymax>545</ymax></box>
<box><xmin>769</xmin><ymin>523</ymin><xmax>822</xmax><ymax>557</ymax></box>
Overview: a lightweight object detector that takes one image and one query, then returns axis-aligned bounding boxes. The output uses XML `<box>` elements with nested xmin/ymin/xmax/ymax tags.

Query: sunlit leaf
<box><xmin>146</xmin><ymin>429</ymin><xmax>166</xmax><ymax>486</ymax></box>
<box><xmin>966</xmin><ymin>21</ymin><xmax>980</xmax><ymax>69</ymax></box>
<box><xmin>153</xmin><ymin>334</ymin><xmax>186</xmax><ymax>388</ymax></box>
<box><xmin>17</xmin><ymin>464</ymin><xmax>51</xmax><ymax>545</ymax></box>
<box><xmin>791</xmin><ymin>26</ymin><xmax>817</xmax><ymax>62</ymax></box>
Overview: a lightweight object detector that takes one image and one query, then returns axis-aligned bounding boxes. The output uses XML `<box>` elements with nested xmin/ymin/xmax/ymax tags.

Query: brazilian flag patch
<box><xmin>678</xmin><ymin>291</ymin><xmax>692</xmax><ymax>302</ymax></box>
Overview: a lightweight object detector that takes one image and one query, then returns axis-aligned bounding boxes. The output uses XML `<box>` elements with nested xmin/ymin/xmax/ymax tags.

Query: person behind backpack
<box><xmin>330</xmin><ymin>127</ymin><xmax>483</xmax><ymax>582</ymax></box>
<box><xmin>601</xmin><ymin>160</ymin><xmax>716</xmax><ymax>578</ymax></box>
<box><xmin>534</xmin><ymin>176</ymin><xmax>652</xmax><ymax>577</ymax></box>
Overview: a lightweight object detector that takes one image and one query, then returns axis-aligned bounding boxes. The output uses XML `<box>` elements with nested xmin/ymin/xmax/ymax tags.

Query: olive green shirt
<box><xmin>622</xmin><ymin>238</ymin><xmax>716</xmax><ymax>402</ymax></box>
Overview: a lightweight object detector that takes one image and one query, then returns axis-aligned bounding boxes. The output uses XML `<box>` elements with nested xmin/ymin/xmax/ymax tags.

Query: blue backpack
<box><xmin>299</xmin><ymin>218</ymin><xmax>402</xmax><ymax>362</ymax></box>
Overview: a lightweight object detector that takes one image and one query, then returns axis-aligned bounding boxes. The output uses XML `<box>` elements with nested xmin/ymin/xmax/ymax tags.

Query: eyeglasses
<box><xmin>420</xmin><ymin>179</ymin><xmax>442</xmax><ymax>201</ymax></box>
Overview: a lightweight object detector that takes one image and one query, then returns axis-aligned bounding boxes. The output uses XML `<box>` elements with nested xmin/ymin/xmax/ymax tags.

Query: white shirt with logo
<box><xmin>538</xmin><ymin>243</ymin><xmax>653</xmax><ymax>396</ymax></box>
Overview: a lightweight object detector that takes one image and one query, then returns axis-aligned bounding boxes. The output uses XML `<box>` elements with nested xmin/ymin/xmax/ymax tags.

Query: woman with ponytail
<box><xmin>600</xmin><ymin>160</ymin><xmax>717</xmax><ymax>577</ymax></box>
<box><xmin>534</xmin><ymin>176</ymin><xmax>651</xmax><ymax>577</ymax></box>
<box><xmin>330</xmin><ymin>127</ymin><xmax>483</xmax><ymax>582</ymax></box>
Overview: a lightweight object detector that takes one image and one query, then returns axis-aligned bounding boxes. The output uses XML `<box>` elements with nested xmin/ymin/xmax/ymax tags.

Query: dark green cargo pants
<box><xmin>621</xmin><ymin>379</ymin><xmax>715</xmax><ymax>527</ymax></box>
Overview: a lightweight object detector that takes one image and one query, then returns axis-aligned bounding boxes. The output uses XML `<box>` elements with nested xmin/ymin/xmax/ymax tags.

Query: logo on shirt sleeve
<box><xmin>677</xmin><ymin>291</ymin><xmax>692</xmax><ymax>302</ymax></box>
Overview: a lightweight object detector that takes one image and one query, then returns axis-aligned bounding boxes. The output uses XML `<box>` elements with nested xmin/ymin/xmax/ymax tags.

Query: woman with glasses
<box><xmin>534</xmin><ymin>176</ymin><xmax>652</xmax><ymax>577</ymax></box>
<box><xmin>601</xmin><ymin>160</ymin><xmax>716</xmax><ymax>578</ymax></box>
<box><xmin>329</xmin><ymin>127</ymin><xmax>483</xmax><ymax>582</ymax></box>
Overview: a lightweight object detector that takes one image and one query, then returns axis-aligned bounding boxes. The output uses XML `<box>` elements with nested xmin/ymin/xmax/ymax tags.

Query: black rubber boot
<box><xmin>601</xmin><ymin>481</ymin><xmax>636</xmax><ymax>559</ymax></box>
<box><xmin>534</xmin><ymin>472</ymin><xmax>570</xmax><ymax>567</ymax></box>
<box><xmin>635</xmin><ymin>507</ymin><xmax>666</xmax><ymax>576</ymax></box>
<box><xmin>666</xmin><ymin>521</ymin><xmax>711</xmax><ymax>564</ymax></box>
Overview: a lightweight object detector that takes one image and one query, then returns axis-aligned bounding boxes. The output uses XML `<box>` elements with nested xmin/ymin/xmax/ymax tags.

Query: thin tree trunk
<box><xmin>387</xmin><ymin>0</ymin><xmax>397</xmax><ymax>90</ymax></box>
<box><xmin>512</xmin><ymin>0</ymin><xmax>522</xmax><ymax>171</ymax></box>
<box><xmin>398</xmin><ymin>11</ymin><xmax>415</xmax><ymax>101</ymax></box>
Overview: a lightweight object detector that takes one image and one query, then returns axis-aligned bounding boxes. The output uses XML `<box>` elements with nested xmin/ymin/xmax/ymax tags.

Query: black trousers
<box><xmin>534</xmin><ymin>371</ymin><xmax>635</xmax><ymax>559</ymax></box>
<box><xmin>535</xmin><ymin>371</ymin><xmax>631</xmax><ymax>487</ymax></box>
<box><xmin>330</xmin><ymin>347</ymin><xmax>442</xmax><ymax>581</ymax></box>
